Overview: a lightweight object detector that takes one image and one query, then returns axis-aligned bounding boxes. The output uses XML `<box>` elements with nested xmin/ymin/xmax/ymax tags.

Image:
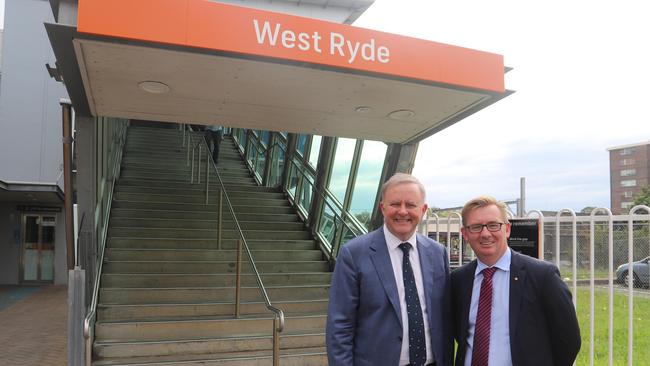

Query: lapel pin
<box><xmin>514</xmin><ymin>276</ymin><xmax>519</xmax><ymax>281</ymax></box>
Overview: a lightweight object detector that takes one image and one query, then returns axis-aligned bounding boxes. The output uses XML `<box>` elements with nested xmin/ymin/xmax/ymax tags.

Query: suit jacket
<box><xmin>451</xmin><ymin>250</ymin><xmax>581</xmax><ymax>366</ymax></box>
<box><xmin>326</xmin><ymin>228</ymin><xmax>453</xmax><ymax>366</ymax></box>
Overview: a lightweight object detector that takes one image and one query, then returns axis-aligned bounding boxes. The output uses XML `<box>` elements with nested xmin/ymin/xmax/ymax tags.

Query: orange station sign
<box><xmin>77</xmin><ymin>0</ymin><xmax>505</xmax><ymax>93</ymax></box>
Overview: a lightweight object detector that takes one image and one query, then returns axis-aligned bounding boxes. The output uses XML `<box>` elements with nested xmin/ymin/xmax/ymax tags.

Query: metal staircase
<box><xmin>91</xmin><ymin>125</ymin><xmax>329</xmax><ymax>365</ymax></box>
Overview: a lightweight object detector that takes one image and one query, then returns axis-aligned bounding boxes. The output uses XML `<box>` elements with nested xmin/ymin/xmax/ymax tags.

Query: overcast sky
<box><xmin>355</xmin><ymin>0</ymin><xmax>650</xmax><ymax>212</ymax></box>
<box><xmin>1</xmin><ymin>1</ymin><xmax>648</xmax><ymax>212</ymax></box>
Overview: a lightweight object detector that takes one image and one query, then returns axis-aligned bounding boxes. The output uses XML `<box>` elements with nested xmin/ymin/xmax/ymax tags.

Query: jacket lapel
<box><xmin>460</xmin><ymin>261</ymin><xmax>477</xmax><ymax>341</ymax></box>
<box><xmin>369</xmin><ymin>229</ymin><xmax>402</xmax><ymax>326</ymax></box>
<box><xmin>417</xmin><ymin>237</ymin><xmax>435</xmax><ymax>322</ymax></box>
<box><xmin>509</xmin><ymin>251</ymin><xmax>526</xmax><ymax>339</ymax></box>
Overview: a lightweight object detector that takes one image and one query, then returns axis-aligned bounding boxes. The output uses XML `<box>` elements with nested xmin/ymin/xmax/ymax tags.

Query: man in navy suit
<box><xmin>451</xmin><ymin>196</ymin><xmax>580</xmax><ymax>366</ymax></box>
<box><xmin>326</xmin><ymin>173</ymin><xmax>453</xmax><ymax>366</ymax></box>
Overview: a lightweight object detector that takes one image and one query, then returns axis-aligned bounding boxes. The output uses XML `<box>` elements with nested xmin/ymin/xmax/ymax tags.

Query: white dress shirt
<box><xmin>384</xmin><ymin>225</ymin><xmax>433</xmax><ymax>366</ymax></box>
<box><xmin>464</xmin><ymin>248</ymin><xmax>513</xmax><ymax>366</ymax></box>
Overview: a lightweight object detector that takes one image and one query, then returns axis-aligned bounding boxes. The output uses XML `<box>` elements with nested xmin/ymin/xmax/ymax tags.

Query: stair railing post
<box><xmin>182</xmin><ymin>124</ymin><xmax>186</xmax><ymax>147</ymax></box>
<box><xmin>198</xmin><ymin>144</ymin><xmax>203</xmax><ymax>184</ymax></box>
<box><xmin>186</xmin><ymin>133</ymin><xmax>191</xmax><ymax>166</ymax></box>
<box><xmin>205</xmin><ymin>149</ymin><xmax>210</xmax><ymax>204</ymax></box>
<box><xmin>235</xmin><ymin>239</ymin><xmax>242</xmax><ymax>318</ymax></box>
<box><xmin>191</xmin><ymin>146</ymin><xmax>195</xmax><ymax>183</ymax></box>
<box><xmin>273</xmin><ymin>316</ymin><xmax>280</xmax><ymax>366</ymax></box>
<box><xmin>218</xmin><ymin>189</ymin><xmax>223</xmax><ymax>249</ymax></box>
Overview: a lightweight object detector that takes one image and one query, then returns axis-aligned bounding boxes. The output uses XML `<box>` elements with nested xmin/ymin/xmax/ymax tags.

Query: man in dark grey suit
<box><xmin>451</xmin><ymin>195</ymin><xmax>580</xmax><ymax>366</ymax></box>
<box><xmin>326</xmin><ymin>173</ymin><xmax>453</xmax><ymax>366</ymax></box>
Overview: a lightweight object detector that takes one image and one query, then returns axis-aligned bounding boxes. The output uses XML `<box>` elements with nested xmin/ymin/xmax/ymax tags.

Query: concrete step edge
<box><xmin>96</xmin><ymin>314</ymin><xmax>326</xmax><ymax>326</ymax></box>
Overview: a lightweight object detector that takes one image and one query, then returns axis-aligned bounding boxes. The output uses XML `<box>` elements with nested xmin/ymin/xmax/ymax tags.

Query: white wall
<box><xmin>0</xmin><ymin>0</ymin><xmax>68</xmax><ymax>186</ymax></box>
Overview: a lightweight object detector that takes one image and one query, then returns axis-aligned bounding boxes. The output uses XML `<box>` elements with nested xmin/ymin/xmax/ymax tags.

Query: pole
<box><xmin>61</xmin><ymin>99</ymin><xmax>75</xmax><ymax>270</ymax></box>
<box><xmin>520</xmin><ymin>177</ymin><xmax>526</xmax><ymax>217</ymax></box>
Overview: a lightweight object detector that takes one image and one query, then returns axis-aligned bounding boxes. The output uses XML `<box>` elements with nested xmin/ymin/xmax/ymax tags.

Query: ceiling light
<box><xmin>138</xmin><ymin>81</ymin><xmax>170</xmax><ymax>94</ymax></box>
<box><xmin>388</xmin><ymin>109</ymin><xmax>415</xmax><ymax>120</ymax></box>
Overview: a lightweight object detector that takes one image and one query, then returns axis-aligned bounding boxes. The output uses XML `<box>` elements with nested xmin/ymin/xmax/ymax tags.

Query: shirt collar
<box><xmin>383</xmin><ymin>224</ymin><xmax>418</xmax><ymax>251</ymax></box>
<box><xmin>475</xmin><ymin>247</ymin><xmax>511</xmax><ymax>275</ymax></box>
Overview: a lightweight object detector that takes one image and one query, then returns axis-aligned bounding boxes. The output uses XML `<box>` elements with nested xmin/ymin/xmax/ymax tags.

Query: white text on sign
<box><xmin>253</xmin><ymin>20</ymin><xmax>390</xmax><ymax>64</ymax></box>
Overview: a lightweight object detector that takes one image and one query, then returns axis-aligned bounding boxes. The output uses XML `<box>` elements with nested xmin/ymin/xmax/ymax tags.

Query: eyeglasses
<box><xmin>465</xmin><ymin>222</ymin><xmax>505</xmax><ymax>233</ymax></box>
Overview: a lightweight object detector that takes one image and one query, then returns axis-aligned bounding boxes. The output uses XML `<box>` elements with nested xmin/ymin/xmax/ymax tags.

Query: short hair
<box><xmin>380</xmin><ymin>173</ymin><xmax>426</xmax><ymax>201</ymax></box>
<box><xmin>461</xmin><ymin>195</ymin><xmax>509</xmax><ymax>224</ymax></box>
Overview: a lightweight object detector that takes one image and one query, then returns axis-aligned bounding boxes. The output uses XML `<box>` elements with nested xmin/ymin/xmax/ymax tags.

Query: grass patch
<box><xmin>574</xmin><ymin>288</ymin><xmax>649</xmax><ymax>365</ymax></box>
<box><xmin>560</xmin><ymin>267</ymin><xmax>613</xmax><ymax>280</ymax></box>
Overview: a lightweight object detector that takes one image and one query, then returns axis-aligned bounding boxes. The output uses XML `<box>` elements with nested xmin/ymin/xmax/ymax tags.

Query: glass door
<box><xmin>21</xmin><ymin>214</ymin><xmax>56</xmax><ymax>283</ymax></box>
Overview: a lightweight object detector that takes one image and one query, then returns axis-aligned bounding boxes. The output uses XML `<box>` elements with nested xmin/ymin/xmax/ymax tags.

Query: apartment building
<box><xmin>608</xmin><ymin>140</ymin><xmax>650</xmax><ymax>213</ymax></box>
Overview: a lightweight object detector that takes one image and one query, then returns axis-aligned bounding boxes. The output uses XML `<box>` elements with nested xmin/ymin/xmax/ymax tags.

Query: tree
<box><xmin>633</xmin><ymin>186</ymin><xmax>650</xmax><ymax>208</ymax></box>
<box><xmin>354</xmin><ymin>211</ymin><xmax>372</xmax><ymax>230</ymax></box>
<box><xmin>580</xmin><ymin>206</ymin><xmax>597</xmax><ymax>215</ymax></box>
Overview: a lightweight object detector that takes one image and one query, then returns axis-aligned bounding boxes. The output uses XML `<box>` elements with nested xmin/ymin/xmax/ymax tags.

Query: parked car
<box><xmin>616</xmin><ymin>256</ymin><xmax>650</xmax><ymax>288</ymax></box>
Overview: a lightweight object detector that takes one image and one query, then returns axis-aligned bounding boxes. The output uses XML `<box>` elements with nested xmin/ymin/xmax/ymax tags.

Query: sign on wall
<box><xmin>508</xmin><ymin>218</ymin><xmax>540</xmax><ymax>259</ymax></box>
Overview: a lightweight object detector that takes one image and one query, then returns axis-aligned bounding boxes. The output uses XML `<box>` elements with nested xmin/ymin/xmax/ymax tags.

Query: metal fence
<box><xmin>420</xmin><ymin>206</ymin><xmax>650</xmax><ymax>366</ymax></box>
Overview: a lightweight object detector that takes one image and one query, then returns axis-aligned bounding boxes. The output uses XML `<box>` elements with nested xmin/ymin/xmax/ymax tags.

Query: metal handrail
<box><xmin>83</xmin><ymin>122</ymin><xmax>128</xmax><ymax>365</ymax></box>
<box><xmin>185</xmin><ymin>126</ymin><xmax>284</xmax><ymax>366</ymax></box>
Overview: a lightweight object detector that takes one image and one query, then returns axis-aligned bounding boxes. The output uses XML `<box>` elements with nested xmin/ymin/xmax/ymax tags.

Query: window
<box><xmin>620</xmin><ymin>169</ymin><xmax>636</xmax><ymax>177</ymax></box>
<box><xmin>621</xmin><ymin>179</ymin><xmax>637</xmax><ymax>187</ymax></box>
<box><xmin>621</xmin><ymin>202</ymin><xmax>633</xmax><ymax>209</ymax></box>
<box><xmin>620</xmin><ymin>147</ymin><xmax>635</xmax><ymax>156</ymax></box>
<box><xmin>350</xmin><ymin>141</ymin><xmax>387</xmax><ymax>230</ymax></box>
<box><xmin>623</xmin><ymin>191</ymin><xmax>634</xmax><ymax>198</ymax></box>
<box><xmin>328</xmin><ymin>138</ymin><xmax>356</xmax><ymax>203</ymax></box>
<box><xmin>620</xmin><ymin>158</ymin><xmax>635</xmax><ymax>166</ymax></box>
<box><xmin>296</xmin><ymin>134</ymin><xmax>308</xmax><ymax>157</ymax></box>
<box><xmin>309</xmin><ymin>135</ymin><xmax>322</xmax><ymax>168</ymax></box>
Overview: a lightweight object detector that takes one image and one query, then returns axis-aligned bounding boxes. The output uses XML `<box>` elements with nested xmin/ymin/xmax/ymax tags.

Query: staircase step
<box><xmin>114</xmin><ymin>180</ymin><xmax>269</xmax><ymax>192</ymax></box>
<box><xmin>109</xmin><ymin>218</ymin><xmax>304</xmax><ymax>231</ymax></box>
<box><xmin>108</xmin><ymin>227</ymin><xmax>310</xmax><ymax>240</ymax></box>
<box><xmin>107</xmin><ymin>238</ymin><xmax>318</xmax><ymax>250</ymax></box>
<box><xmin>98</xmin><ymin>300</ymin><xmax>329</xmax><ymax>321</ymax></box>
<box><xmin>103</xmin><ymin>261</ymin><xmax>329</xmax><ymax>274</ymax></box>
<box><xmin>92</xmin><ymin>347</ymin><xmax>326</xmax><ymax>366</ymax></box>
<box><xmin>93</xmin><ymin>333</ymin><xmax>325</xmax><ymax>359</ymax></box>
<box><xmin>105</xmin><ymin>249</ymin><xmax>323</xmax><ymax>262</ymax></box>
<box><xmin>120</xmin><ymin>170</ymin><xmax>257</xmax><ymax>184</ymax></box>
<box><xmin>95</xmin><ymin>315</ymin><xmax>327</xmax><ymax>341</ymax></box>
<box><xmin>101</xmin><ymin>272</ymin><xmax>330</xmax><ymax>288</ymax></box>
<box><xmin>113</xmin><ymin>192</ymin><xmax>291</xmax><ymax>206</ymax></box>
<box><xmin>110</xmin><ymin>209</ymin><xmax>297</xmax><ymax>222</ymax></box>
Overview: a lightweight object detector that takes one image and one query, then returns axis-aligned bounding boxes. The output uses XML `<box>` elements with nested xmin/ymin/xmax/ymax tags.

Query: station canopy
<box><xmin>47</xmin><ymin>0</ymin><xmax>512</xmax><ymax>144</ymax></box>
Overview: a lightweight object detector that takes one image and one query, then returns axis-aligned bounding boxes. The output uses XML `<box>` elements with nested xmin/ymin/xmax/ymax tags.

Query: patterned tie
<box><xmin>399</xmin><ymin>243</ymin><xmax>427</xmax><ymax>366</ymax></box>
<box><xmin>471</xmin><ymin>267</ymin><xmax>497</xmax><ymax>366</ymax></box>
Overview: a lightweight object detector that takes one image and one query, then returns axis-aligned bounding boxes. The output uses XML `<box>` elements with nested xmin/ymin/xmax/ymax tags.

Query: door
<box><xmin>21</xmin><ymin>214</ymin><xmax>56</xmax><ymax>283</ymax></box>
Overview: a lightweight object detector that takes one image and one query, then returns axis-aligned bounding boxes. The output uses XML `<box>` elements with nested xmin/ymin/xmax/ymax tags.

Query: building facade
<box><xmin>0</xmin><ymin>0</ymin><xmax>69</xmax><ymax>285</ymax></box>
<box><xmin>608</xmin><ymin>140</ymin><xmax>650</xmax><ymax>214</ymax></box>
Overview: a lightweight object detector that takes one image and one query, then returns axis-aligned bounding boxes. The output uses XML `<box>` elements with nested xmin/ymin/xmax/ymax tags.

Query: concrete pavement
<box><xmin>0</xmin><ymin>285</ymin><xmax>68</xmax><ymax>365</ymax></box>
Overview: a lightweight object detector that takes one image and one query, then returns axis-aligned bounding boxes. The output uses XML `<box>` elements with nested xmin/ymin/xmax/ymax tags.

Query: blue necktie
<box><xmin>399</xmin><ymin>242</ymin><xmax>427</xmax><ymax>366</ymax></box>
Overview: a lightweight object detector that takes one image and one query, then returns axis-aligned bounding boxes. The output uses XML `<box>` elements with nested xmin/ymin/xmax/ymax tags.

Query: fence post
<box><xmin>451</xmin><ymin>212</ymin><xmax>463</xmax><ymax>266</ymax></box>
<box><xmin>589</xmin><ymin>207</ymin><xmax>614</xmax><ymax>366</ymax></box>
<box><xmin>626</xmin><ymin>205</ymin><xmax>650</xmax><ymax>366</ymax></box>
